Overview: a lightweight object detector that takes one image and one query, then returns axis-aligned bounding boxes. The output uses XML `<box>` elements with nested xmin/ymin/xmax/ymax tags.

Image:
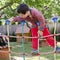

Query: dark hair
<box><xmin>17</xmin><ymin>3</ymin><xmax>30</xmax><ymax>14</ymax></box>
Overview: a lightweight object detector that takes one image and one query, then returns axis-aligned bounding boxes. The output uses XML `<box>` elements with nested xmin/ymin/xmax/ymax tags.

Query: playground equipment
<box><xmin>0</xmin><ymin>17</ymin><xmax>59</xmax><ymax>60</ymax></box>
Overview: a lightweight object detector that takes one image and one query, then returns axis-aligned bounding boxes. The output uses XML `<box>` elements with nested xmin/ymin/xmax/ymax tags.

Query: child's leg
<box><xmin>31</xmin><ymin>27</ymin><xmax>38</xmax><ymax>50</ymax></box>
<box><xmin>43</xmin><ymin>28</ymin><xmax>57</xmax><ymax>47</ymax></box>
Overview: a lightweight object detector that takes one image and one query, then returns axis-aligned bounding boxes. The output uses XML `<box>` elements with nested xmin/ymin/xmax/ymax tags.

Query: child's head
<box><xmin>17</xmin><ymin>3</ymin><xmax>31</xmax><ymax>18</ymax></box>
<box><xmin>17</xmin><ymin>3</ymin><xmax>29</xmax><ymax>14</ymax></box>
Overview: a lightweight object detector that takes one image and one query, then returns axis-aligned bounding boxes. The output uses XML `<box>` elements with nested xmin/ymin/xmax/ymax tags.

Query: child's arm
<box><xmin>9</xmin><ymin>16</ymin><xmax>24</xmax><ymax>22</ymax></box>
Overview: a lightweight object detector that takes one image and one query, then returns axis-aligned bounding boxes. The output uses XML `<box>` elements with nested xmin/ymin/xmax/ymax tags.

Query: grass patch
<box><xmin>0</xmin><ymin>42</ymin><xmax>60</xmax><ymax>60</ymax></box>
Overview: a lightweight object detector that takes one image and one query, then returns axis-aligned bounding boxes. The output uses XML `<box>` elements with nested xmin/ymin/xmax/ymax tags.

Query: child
<box><xmin>9</xmin><ymin>3</ymin><xmax>60</xmax><ymax>54</ymax></box>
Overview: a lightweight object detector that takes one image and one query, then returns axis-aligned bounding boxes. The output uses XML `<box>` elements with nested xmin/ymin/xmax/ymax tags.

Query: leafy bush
<box><xmin>0</xmin><ymin>21</ymin><xmax>2</xmax><ymax>25</ymax></box>
<box><xmin>5</xmin><ymin>32</ymin><xmax>16</xmax><ymax>42</ymax></box>
<box><xmin>58</xmin><ymin>20</ymin><xmax>60</xmax><ymax>23</ymax></box>
<box><xmin>9</xmin><ymin>32</ymin><xmax>16</xmax><ymax>42</ymax></box>
<box><xmin>51</xmin><ymin>28</ymin><xmax>59</xmax><ymax>41</ymax></box>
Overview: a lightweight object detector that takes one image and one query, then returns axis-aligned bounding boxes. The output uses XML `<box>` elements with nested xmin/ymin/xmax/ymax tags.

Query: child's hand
<box><xmin>9</xmin><ymin>17</ymin><xmax>14</xmax><ymax>22</ymax></box>
<box><xmin>27</xmin><ymin>22</ymin><xmax>32</xmax><ymax>28</ymax></box>
<box><xmin>38</xmin><ymin>30</ymin><xmax>43</xmax><ymax>36</ymax></box>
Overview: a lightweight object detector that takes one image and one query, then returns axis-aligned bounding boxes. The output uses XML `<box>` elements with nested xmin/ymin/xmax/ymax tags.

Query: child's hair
<box><xmin>17</xmin><ymin>3</ymin><xmax>30</xmax><ymax>14</ymax></box>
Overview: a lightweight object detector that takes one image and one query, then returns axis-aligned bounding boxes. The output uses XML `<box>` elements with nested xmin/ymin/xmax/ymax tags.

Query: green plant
<box><xmin>51</xmin><ymin>27</ymin><xmax>59</xmax><ymax>41</ymax></box>
<box><xmin>10</xmin><ymin>32</ymin><xmax>16</xmax><ymax>42</ymax></box>
<box><xmin>58</xmin><ymin>20</ymin><xmax>60</xmax><ymax>23</ymax></box>
<box><xmin>0</xmin><ymin>21</ymin><xmax>2</xmax><ymax>25</ymax></box>
<box><xmin>11</xmin><ymin>21</ymin><xmax>15</xmax><ymax>25</ymax></box>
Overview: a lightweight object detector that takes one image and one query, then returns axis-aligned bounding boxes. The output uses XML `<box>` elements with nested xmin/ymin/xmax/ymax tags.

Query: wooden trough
<box><xmin>0</xmin><ymin>47</ymin><xmax>9</xmax><ymax>59</ymax></box>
